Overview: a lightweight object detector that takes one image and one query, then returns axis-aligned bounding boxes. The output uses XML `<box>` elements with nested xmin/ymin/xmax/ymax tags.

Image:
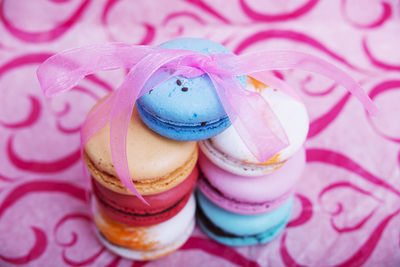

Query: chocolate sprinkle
<box><xmin>149</xmin><ymin>89</ymin><xmax>153</xmax><ymax>94</ymax></box>
<box><xmin>181</xmin><ymin>87</ymin><xmax>188</xmax><ymax>92</ymax></box>
<box><xmin>176</xmin><ymin>79</ymin><xmax>182</xmax><ymax>86</ymax></box>
<box><xmin>201</xmin><ymin>122</ymin><xmax>207</xmax><ymax>126</ymax></box>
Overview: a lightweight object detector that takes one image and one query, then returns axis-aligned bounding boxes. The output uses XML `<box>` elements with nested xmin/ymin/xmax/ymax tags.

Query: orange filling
<box><xmin>243</xmin><ymin>153</ymin><xmax>282</xmax><ymax>166</ymax></box>
<box><xmin>272</xmin><ymin>162</ymin><xmax>285</xmax><ymax>171</ymax></box>
<box><xmin>247</xmin><ymin>76</ymin><xmax>268</xmax><ymax>94</ymax></box>
<box><xmin>94</xmin><ymin>208</ymin><xmax>159</xmax><ymax>250</ymax></box>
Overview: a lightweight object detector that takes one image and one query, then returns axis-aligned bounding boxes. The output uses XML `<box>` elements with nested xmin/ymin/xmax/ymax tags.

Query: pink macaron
<box><xmin>197</xmin><ymin>148</ymin><xmax>305</xmax><ymax>215</ymax></box>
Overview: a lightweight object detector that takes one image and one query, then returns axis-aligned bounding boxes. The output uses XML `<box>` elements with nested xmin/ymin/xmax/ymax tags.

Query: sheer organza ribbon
<box><xmin>37</xmin><ymin>43</ymin><xmax>377</xmax><ymax>203</ymax></box>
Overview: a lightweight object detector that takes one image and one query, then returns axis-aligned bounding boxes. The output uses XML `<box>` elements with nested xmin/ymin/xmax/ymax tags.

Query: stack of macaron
<box><xmin>83</xmin><ymin>37</ymin><xmax>308</xmax><ymax>259</ymax></box>
<box><xmin>83</xmin><ymin>38</ymin><xmax>246</xmax><ymax>260</ymax></box>
<box><xmin>197</xmin><ymin>76</ymin><xmax>309</xmax><ymax>246</ymax></box>
<box><xmin>84</xmin><ymin>100</ymin><xmax>199</xmax><ymax>260</ymax></box>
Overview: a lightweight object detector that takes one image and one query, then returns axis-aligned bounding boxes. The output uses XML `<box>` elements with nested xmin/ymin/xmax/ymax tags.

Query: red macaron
<box><xmin>92</xmin><ymin>166</ymin><xmax>198</xmax><ymax>226</ymax></box>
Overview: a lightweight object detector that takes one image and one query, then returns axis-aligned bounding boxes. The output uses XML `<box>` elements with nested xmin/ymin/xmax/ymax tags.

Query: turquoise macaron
<box><xmin>196</xmin><ymin>190</ymin><xmax>292</xmax><ymax>247</ymax></box>
<box><xmin>136</xmin><ymin>38</ymin><xmax>246</xmax><ymax>141</ymax></box>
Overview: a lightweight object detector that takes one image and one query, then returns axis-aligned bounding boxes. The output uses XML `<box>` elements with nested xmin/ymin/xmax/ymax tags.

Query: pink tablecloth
<box><xmin>0</xmin><ymin>0</ymin><xmax>399</xmax><ymax>266</ymax></box>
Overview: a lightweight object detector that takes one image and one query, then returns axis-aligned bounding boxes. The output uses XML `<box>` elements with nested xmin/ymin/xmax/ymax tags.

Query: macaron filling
<box><xmin>137</xmin><ymin>102</ymin><xmax>231</xmax><ymax>129</ymax></box>
<box><xmin>200</xmin><ymin>139</ymin><xmax>285</xmax><ymax>173</ymax></box>
<box><xmin>84</xmin><ymin>146</ymin><xmax>198</xmax><ymax>195</ymax></box>
<box><xmin>95</xmin><ymin>191</ymin><xmax>188</xmax><ymax>217</ymax></box>
<box><xmin>137</xmin><ymin>102</ymin><xmax>232</xmax><ymax>140</ymax></box>
<box><xmin>94</xmin><ymin>184</ymin><xmax>191</xmax><ymax>226</ymax></box>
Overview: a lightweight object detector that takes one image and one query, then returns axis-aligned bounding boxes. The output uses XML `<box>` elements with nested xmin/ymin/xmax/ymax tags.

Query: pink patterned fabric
<box><xmin>0</xmin><ymin>0</ymin><xmax>399</xmax><ymax>266</ymax></box>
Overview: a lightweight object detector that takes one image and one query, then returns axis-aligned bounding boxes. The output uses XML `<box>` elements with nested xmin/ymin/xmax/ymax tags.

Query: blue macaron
<box><xmin>136</xmin><ymin>38</ymin><xmax>246</xmax><ymax>141</ymax></box>
<box><xmin>196</xmin><ymin>190</ymin><xmax>292</xmax><ymax>247</ymax></box>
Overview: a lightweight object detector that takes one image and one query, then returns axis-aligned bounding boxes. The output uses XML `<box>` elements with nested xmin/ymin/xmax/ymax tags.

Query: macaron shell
<box><xmin>84</xmin><ymin>147</ymin><xmax>198</xmax><ymax>195</ymax></box>
<box><xmin>84</xmin><ymin>96</ymin><xmax>197</xmax><ymax>182</ymax></box>
<box><xmin>92</xmin><ymin>166</ymin><xmax>198</xmax><ymax>226</ymax></box>
<box><xmin>137</xmin><ymin>74</ymin><xmax>227</xmax><ymax>125</ymax></box>
<box><xmin>137</xmin><ymin>103</ymin><xmax>231</xmax><ymax>141</ymax></box>
<box><xmin>196</xmin><ymin>190</ymin><xmax>293</xmax><ymax>236</ymax></box>
<box><xmin>206</xmin><ymin>76</ymin><xmax>309</xmax><ymax>164</ymax></box>
<box><xmin>198</xmin><ymin>148</ymin><xmax>305</xmax><ymax>204</ymax></box>
<box><xmin>93</xmin><ymin>193</ymin><xmax>196</xmax><ymax>258</ymax></box>
<box><xmin>197</xmin><ymin>210</ymin><xmax>289</xmax><ymax>247</ymax></box>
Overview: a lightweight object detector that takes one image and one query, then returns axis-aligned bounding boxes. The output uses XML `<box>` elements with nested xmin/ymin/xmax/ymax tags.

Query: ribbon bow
<box><xmin>37</xmin><ymin>43</ymin><xmax>377</xmax><ymax>203</ymax></box>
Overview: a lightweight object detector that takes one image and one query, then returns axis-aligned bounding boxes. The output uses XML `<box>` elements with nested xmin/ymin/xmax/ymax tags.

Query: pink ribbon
<box><xmin>37</xmin><ymin>43</ymin><xmax>377</xmax><ymax>203</ymax></box>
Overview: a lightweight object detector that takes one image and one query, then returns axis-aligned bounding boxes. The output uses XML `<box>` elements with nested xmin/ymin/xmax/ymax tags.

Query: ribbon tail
<box><xmin>108</xmin><ymin>50</ymin><xmax>203</xmax><ymax>203</ymax></box>
<box><xmin>219</xmin><ymin>51</ymin><xmax>378</xmax><ymax>115</ymax></box>
<box><xmin>37</xmin><ymin>43</ymin><xmax>154</xmax><ymax>97</ymax></box>
<box><xmin>209</xmin><ymin>73</ymin><xmax>289</xmax><ymax>162</ymax></box>
<box><xmin>80</xmin><ymin>92</ymin><xmax>117</xmax><ymax>203</ymax></box>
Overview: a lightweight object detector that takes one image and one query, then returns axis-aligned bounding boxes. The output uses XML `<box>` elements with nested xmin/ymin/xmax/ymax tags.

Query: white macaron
<box><xmin>200</xmin><ymin>76</ymin><xmax>309</xmax><ymax>176</ymax></box>
<box><xmin>93</xmin><ymin>193</ymin><xmax>196</xmax><ymax>260</ymax></box>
